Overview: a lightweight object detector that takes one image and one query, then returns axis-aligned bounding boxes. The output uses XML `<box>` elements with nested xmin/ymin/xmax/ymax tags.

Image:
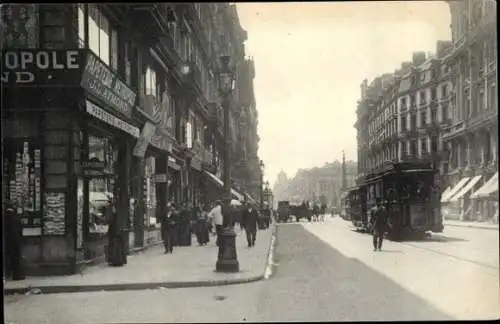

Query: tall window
<box><xmin>419</xmin><ymin>91</ymin><xmax>426</xmax><ymax>104</ymax></box>
<box><xmin>144</xmin><ymin>65</ymin><xmax>160</xmax><ymax>99</ymax></box>
<box><xmin>77</xmin><ymin>4</ymin><xmax>86</xmax><ymax>48</ymax></box>
<box><xmin>441</xmin><ymin>84</ymin><xmax>447</xmax><ymax>98</ymax></box>
<box><xmin>420</xmin><ymin>110</ymin><xmax>427</xmax><ymax>126</ymax></box>
<box><xmin>88</xmin><ymin>5</ymin><xmax>113</xmax><ymax>66</ymax></box>
<box><xmin>431</xmin><ymin>88</ymin><xmax>437</xmax><ymax>100</ymax></box>
<box><xmin>490</xmin><ymin>84</ymin><xmax>497</xmax><ymax>111</ymax></box>
<box><xmin>411</xmin><ymin>113</ymin><xmax>417</xmax><ymax>130</ymax></box>
<box><xmin>430</xmin><ymin>108</ymin><xmax>436</xmax><ymax>123</ymax></box>
<box><xmin>479</xmin><ymin>90</ymin><xmax>485</xmax><ymax>111</ymax></box>
<box><xmin>431</xmin><ymin>136</ymin><xmax>438</xmax><ymax>153</ymax></box>
<box><xmin>400</xmin><ymin>116</ymin><xmax>407</xmax><ymax>131</ymax></box>
<box><xmin>420</xmin><ymin>138</ymin><xmax>427</xmax><ymax>155</ymax></box>
<box><xmin>410</xmin><ymin>140</ymin><xmax>417</xmax><ymax>156</ymax></box>
<box><xmin>442</xmin><ymin>103</ymin><xmax>448</xmax><ymax>121</ymax></box>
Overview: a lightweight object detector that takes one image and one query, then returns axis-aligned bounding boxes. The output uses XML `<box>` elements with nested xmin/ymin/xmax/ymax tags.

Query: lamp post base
<box><xmin>215</xmin><ymin>227</ymin><xmax>240</xmax><ymax>273</ymax></box>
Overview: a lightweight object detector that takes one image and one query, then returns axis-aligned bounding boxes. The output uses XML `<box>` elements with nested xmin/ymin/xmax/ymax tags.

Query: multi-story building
<box><xmin>441</xmin><ymin>0</ymin><xmax>497</xmax><ymax>221</ymax></box>
<box><xmin>1</xmin><ymin>3</ymin><xmax>259</xmax><ymax>275</ymax></box>
<box><xmin>355</xmin><ymin>41</ymin><xmax>453</xmax><ymax>185</ymax></box>
<box><xmin>273</xmin><ymin>161</ymin><xmax>357</xmax><ymax>207</ymax></box>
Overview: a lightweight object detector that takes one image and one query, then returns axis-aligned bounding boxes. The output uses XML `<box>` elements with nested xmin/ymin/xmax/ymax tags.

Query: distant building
<box><xmin>355</xmin><ymin>41</ymin><xmax>453</xmax><ymax>185</ymax></box>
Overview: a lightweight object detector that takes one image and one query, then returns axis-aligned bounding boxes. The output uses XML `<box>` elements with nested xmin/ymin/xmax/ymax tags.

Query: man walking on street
<box><xmin>4</xmin><ymin>200</ymin><xmax>25</xmax><ymax>281</ymax></box>
<box><xmin>161</xmin><ymin>203</ymin><xmax>176</xmax><ymax>254</ymax></box>
<box><xmin>242</xmin><ymin>204</ymin><xmax>258</xmax><ymax>247</ymax></box>
<box><xmin>369</xmin><ymin>197</ymin><xmax>388</xmax><ymax>251</ymax></box>
<box><xmin>208</xmin><ymin>201</ymin><xmax>223</xmax><ymax>247</ymax></box>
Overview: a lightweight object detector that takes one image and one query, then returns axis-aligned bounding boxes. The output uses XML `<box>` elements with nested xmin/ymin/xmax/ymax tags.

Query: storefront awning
<box><xmin>447</xmin><ymin>175</ymin><xmax>482</xmax><ymax>202</ymax></box>
<box><xmin>470</xmin><ymin>172</ymin><xmax>499</xmax><ymax>199</ymax></box>
<box><xmin>203</xmin><ymin>171</ymin><xmax>245</xmax><ymax>201</ymax></box>
<box><xmin>245</xmin><ymin>193</ymin><xmax>258</xmax><ymax>204</ymax></box>
<box><xmin>441</xmin><ymin>177</ymin><xmax>470</xmax><ymax>203</ymax></box>
<box><xmin>441</xmin><ymin>186</ymin><xmax>451</xmax><ymax>198</ymax></box>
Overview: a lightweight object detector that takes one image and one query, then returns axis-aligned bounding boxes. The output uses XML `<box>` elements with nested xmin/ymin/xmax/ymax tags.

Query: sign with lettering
<box><xmin>150</xmin><ymin>132</ymin><xmax>172</xmax><ymax>152</ymax></box>
<box><xmin>86</xmin><ymin>100</ymin><xmax>140</xmax><ymax>138</ymax></box>
<box><xmin>133</xmin><ymin>121</ymin><xmax>157</xmax><ymax>157</ymax></box>
<box><xmin>81</xmin><ymin>52</ymin><xmax>136</xmax><ymax>118</ymax></box>
<box><xmin>1</xmin><ymin>49</ymin><xmax>84</xmax><ymax>86</ymax></box>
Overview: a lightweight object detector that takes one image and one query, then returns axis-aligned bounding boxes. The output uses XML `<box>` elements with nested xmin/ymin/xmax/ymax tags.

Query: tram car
<box><xmin>347</xmin><ymin>161</ymin><xmax>443</xmax><ymax>240</ymax></box>
<box><xmin>341</xmin><ymin>186</ymin><xmax>369</xmax><ymax>231</ymax></box>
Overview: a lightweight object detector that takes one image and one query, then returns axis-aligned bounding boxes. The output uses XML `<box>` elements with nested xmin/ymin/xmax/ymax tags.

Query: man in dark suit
<box><xmin>369</xmin><ymin>198</ymin><xmax>389</xmax><ymax>251</ymax></box>
<box><xmin>242</xmin><ymin>204</ymin><xmax>258</xmax><ymax>247</ymax></box>
<box><xmin>4</xmin><ymin>200</ymin><xmax>25</xmax><ymax>280</ymax></box>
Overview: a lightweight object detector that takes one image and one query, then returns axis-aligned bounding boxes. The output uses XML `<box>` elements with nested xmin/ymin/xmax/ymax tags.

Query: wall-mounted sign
<box><xmin>154</xmin><ymin>173</ymin><xmax>168</xmax><ymax>183</ymax></box>
<box><xmin>150</xmin><ymin>133</ymin><xmax>172</xmax><ymax>152</ymax></box>
<box><xmin>1</xmin><ymin>49</ymin><xmax>85</xmax><ymax>86</ymax></box>
<box><xmin>86</xmin><ymin>100</ymin><xmax>140</xmax><ymax>138</ymax></box>
<box><xmin>133</xmin><ymin>121</ymin><xmax>157</xmax><ymax>157</ymax></box>
<box><xmin>168</xmin><ymin>156</ymin><xmax>182</xmax><ymax>171</ymax></box>
<box><xmin>81</xmin><ymin>52</ymin><xmax>136</xmax><ymax>118</ymax></box>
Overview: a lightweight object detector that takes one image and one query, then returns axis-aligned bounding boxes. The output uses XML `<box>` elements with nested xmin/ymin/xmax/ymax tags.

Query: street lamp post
<box><xmin>215</xmin><ymin>54</ymin><xmax>239</xmax><ymax>273</ymax></box>
<box><xmin>259</xmin><ymin>160</ymin><xmax>264</xmax><ymax>210</ymax></box>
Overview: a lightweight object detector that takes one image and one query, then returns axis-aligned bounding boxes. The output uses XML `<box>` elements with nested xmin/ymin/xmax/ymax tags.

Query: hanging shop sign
<box><xmin>154</xmin><ymin>173</ymin><xmax>168</xmax><ymax>183</ymax></box>
<box><xmin>168</xmin><ymin>156</ymin><xmax>182</xmax><ymax>171</ymax></box>
<box><xmin>133</xmin><ymin>121</ymin><xmax>157</xmax><ymax>157</ymax></box>
<box><xmin>81</xmin><ymin>52</ymin><xmax>136</xmax><ymax>118</ymax></box>
<box><xmin>1</xmin><ymin>49</ymin><xmax>85</xmax><ymax>86</ymax></box>
<box><xmin>86</xmin><ymin>100</ymin><xmax>140</xmax><ymax>138</ymax></box>
<box><xmin>190</xmin><ymin>156</ymin><xmax>203</xmax><ymax>171</ymax></box>
<box><xmin>150</xmin><ymin>133</ymin><xmax>173</xmax><ymax>152</ymax></box>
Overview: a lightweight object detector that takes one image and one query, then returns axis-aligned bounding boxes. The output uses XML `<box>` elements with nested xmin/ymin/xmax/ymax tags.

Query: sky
<box><xmin>235</xmin><ymin>1</ymin><xmax>452</xmax><ymax>186</ymax></box>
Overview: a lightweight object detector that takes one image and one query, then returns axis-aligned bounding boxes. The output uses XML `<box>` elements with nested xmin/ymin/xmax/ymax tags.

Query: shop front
<box><xmin>78</xmin><ymin>51</ymin><xmax>139</xmax><ymax>264</ymax></box>
<box><xmin>2</xmin><ymin>49</ymin><xmax>93</xmax><ymax>275</ymax></box>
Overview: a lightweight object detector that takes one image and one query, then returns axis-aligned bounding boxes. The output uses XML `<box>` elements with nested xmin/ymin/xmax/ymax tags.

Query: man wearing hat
<box><xmin>369</xmin><ymin>197</ymin><xmax>389</xmax><ymax>251</ymax></box>
<box><xmin>4</xmin><ymin>200</ymin><xmax>25</xmax><ymax>280</ymax></box>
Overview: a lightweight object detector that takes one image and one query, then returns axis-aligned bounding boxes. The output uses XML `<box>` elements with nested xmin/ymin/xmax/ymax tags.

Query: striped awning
<box><xmin>441</xmin><ymin>177</ymin><xmax>471</xmax><ymax>203</ymax></box>
<box><xmin>203</xmin><ymin>171</ymin><xmax>245</xmax><ymax>201</ymax></box>
<box><xmin>471</xmin><ymin>172</ymin><xmax>498</xmax><ymax>199</ymax></box>
<box><xmin>448</xmin><ymin>175</ymin><xmax>482</xmax><ymax>202</ymax></box>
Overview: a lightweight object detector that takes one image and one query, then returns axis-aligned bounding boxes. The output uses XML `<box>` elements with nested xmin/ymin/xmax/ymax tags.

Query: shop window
<box><xmin>87</xmin><ymin>134</ymin><xmax>118</xmax><ymax>234</ymax></box>
<box><xmin>144</xmin><ymin>157</ymin><xmax>157</xmax><ymax>228</ymax></box>
<box><xmin>3</xmin><ymin>140</ymin><xmax>42</xmax><ymax>236</ymax></box>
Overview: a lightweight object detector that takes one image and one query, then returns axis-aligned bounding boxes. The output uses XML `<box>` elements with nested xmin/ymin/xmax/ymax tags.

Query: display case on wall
<box><xmin>3</xmin><ymin>140</ymin><xmax>43</xmax><ymax>236</ymax></box>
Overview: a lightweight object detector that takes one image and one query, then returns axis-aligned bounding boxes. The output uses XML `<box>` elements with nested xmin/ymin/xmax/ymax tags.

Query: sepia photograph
<box><xmin>2</xmin><ymin>1</ymin><xmax>498</xmax><ymax>322</ymax></box>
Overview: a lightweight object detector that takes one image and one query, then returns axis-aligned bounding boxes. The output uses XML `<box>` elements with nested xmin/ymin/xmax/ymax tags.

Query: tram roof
<box><xmin>361</xmin><ymin>160</ymin><xmax>435</xmax><ymax>183</ymax></box>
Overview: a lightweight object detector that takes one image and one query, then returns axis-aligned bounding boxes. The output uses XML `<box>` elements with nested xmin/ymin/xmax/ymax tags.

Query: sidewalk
<box><xmin>444</xmin><ymin>220</ymin><xmax>499</xmax><ymax>231</ymax></box>
<box><xmin>5</xmin><ymin>224</ymin><xmax>276</xmax><ymax>295</ymax></box>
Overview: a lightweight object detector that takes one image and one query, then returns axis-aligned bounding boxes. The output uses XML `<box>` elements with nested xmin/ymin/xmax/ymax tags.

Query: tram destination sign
<box><xmin>1</xmin><ymin>49</ymin><xmax>85</xmax><ymax>87</ymax></box>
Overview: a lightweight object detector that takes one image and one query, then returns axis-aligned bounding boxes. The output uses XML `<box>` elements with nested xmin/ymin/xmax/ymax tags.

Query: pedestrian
<box><xmin>106</xmin><ymin>197</ymin><xmax>127</xmax><ymax>266</ymax></box>
<box><xmin>161</xmin><ymin>203</ymin><xmax>176</xmax><ymax>253</ymax></box>
<box><xmin>195</xmin><ymin>204</ymin><xmax>210</xmax><ymax>246</ymax></box>
<box><xmin>369</xmin><ymin>197</ymin><xmax>389</xmax><ymax>251</ymax></box>
<box><xmin>178</xmin><ymin>202</ymin><xmax>192</xmax><ymax>246</ymax></box>
<box><xmin>208</xmin><ymin>200</ymin><xmax>223</xmax><ymax>247</ymax></box>
<box><xmin>242</xmin><ymin>204</ymin><xmax>258</xmax><ymax>247</ymax></box>
<box><xmin>4</xmin><ymin>200</ymin><xmax>25</xmax><ymax>281</ymax></box>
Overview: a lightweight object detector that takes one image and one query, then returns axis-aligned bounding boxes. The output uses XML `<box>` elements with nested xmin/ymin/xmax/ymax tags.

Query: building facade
<box><xmin>1</xmin><ymin>3</ymin><xmax>259</xmax><ymax>275</ymax></box>
<box><xmin>355</xmin><ymin>41</ymin><xmax>454</xmax><ymax>188</ymax></box>
<box><xmin>442</xmin><ymin>0</ymin><xmax>497</xmax><ymax>221</ymax></box>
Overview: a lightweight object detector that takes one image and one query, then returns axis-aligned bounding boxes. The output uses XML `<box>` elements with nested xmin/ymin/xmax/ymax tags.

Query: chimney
<box><xmin>360</xmin><ymin>78</ymin><xmax>368</xmax><ymax>98</ymax></box>
<box><xmin>401</xmin><ymin>61</ymin><xmax>412</xmax><ymax>73</ymax></box>
<box><xmin>412</xmin><ymin>51</ymin><xmax>426</xmax><ymax>66</ymax></box>
<box><xmin>436</xmin><ymin>40</ymin><xmax>453</xmax><ymax>57</ymax></box>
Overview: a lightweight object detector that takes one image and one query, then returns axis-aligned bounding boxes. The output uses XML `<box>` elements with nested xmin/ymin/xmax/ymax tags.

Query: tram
<box><xmin>347</xmin><ymin>161</ymin><xmax>443</xmax><ymax>240</ymax></box>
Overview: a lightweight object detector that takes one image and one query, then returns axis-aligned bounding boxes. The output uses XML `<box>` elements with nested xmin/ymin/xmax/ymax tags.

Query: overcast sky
<box><xmin>236</xmin><ymin>1</ymin><xmax>451</xmax><ymax>185</ymax></box>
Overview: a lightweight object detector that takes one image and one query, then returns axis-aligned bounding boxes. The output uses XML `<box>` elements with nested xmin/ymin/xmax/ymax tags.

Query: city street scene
<box><xmin>2</xmin><ymin>1</ymin><xmax>499</xmax><ymax>323</ymax></box>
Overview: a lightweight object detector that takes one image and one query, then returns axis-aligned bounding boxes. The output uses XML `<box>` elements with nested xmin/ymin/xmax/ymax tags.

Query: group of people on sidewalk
<box><xmin>160</xmin><ymin>200</ymin><xmax>266</xmax><ymax>254</ymax></box>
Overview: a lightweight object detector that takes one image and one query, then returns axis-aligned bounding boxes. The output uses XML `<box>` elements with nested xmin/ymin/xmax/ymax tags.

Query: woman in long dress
<box><xmin>106</xmin><ymin>199</ymin><xmax>126</xmax><ymax>266</ymax></box>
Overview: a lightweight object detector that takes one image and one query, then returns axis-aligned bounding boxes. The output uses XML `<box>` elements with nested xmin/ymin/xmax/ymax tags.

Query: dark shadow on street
<box><xmin>261</xmin><ymin>224</ymin><xmax>453</xmax><ymax>321</ymax></box>
<box><xmin>378</xmin><ymin>250</ymin><xmax>403</xmax><ymax>253</ymax></box>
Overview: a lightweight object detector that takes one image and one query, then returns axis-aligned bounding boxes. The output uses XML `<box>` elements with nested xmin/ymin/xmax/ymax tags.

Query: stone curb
<box><xmin>4</xmin><ymin>226</ymin><xmax>276</xmax><ymax>296</ymax></box>
<box><xmin>445</xmin><ymin>223</ymin><xmax>499</xmax><ymax>231</ymax></box>
<box><xmin>3</xmin><ymin>275</ymin><xmax>266</xmax><ymax>295</ymax></box>
<box><xmin>264</xmin><ymin>221</ymin><xmax>278</xmax><ymax>280</ymax></box>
